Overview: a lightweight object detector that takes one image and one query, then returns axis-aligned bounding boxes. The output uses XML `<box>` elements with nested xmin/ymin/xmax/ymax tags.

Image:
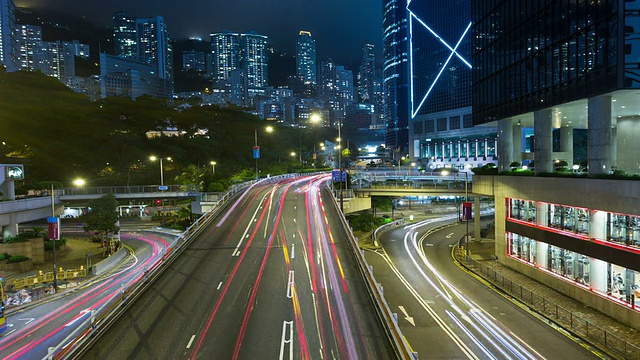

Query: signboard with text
<box><xmin>47</xmin><ymin>216</ymin><xmax>60</xmax><ymax>240</ymax></box>
<box><xmin>331</xmin><ymin>170</ymin><xmax>347</xmax><ymax>182</ymax></box>
<box><xmin>462</xmin><ymin>202</ymin><xmax>472</xmax><ymax>221</ymax></box>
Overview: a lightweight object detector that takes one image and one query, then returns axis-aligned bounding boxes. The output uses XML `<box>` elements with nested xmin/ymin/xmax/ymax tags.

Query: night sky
<box><xmin>16</xmin><ymin>0</ymin><xmax>383</xmax><ymax>65</ymax></box>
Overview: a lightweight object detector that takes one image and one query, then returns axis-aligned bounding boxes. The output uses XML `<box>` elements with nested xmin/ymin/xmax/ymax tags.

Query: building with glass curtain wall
<box><xmin>407</xmin><ymin>0</ymin><xmax>496</xmax><ymax>171</ymax></box>
<box><xmin>113</xmin><ymin>11</ymin><xmax>137</xmax><ymax>58</ymax></box>
<box><xmin>0</xmin><ymin>0</ymin><xmax>18</xmax><ymax>72</ymax></box>
<box><xmin>382</xmin><ymin>0</ymin><xmax>409</xmax><ymax>153</ymax></box>
<box><xmin>472</xmin><ymin>0</ymin><xmax>640</xmax><ymax>328</ymax></box>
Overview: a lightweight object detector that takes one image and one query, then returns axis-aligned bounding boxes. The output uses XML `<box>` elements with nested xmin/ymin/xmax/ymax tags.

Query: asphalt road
<box><xmin>0</xmin><ymin>231</ymin><xmax>174</xmax><ymax>359</ymax></box>
<box><xmin>365</xmin><ymin>215</ymin><xmax>601</xmax><ymax>359</ymax></box>
<box><xmin>82</xmin><ymin>175</ymin><xmax>395</xmax><ymax>360</ymax></box>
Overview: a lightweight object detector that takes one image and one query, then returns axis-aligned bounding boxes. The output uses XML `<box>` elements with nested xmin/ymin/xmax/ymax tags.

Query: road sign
<box><xmin>253</xmin><ymin>146</ymin><xmax>260</xmax><ymax>159</ymax></box>
<box><xmin>331</xmin><ymin>170</ymin><xmax>347</xmax><ymax>182</ymax></box>
<box><xmin>158</xmin><ymin>185</ymin><xmax>168</xmax><ymax>191</ymax></box>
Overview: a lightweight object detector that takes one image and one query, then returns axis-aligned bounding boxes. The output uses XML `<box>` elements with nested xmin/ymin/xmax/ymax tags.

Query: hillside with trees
<box><xmin>0</xmin><ymin>70</ymin><xmax>333</xmax><ymax>193</ymax></box>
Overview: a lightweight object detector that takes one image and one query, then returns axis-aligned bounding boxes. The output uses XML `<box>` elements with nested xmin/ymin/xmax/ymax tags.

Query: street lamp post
<box><xmin>150</xmin><ymin>156</ymin><xmax>171</xmax><ymax>186</ymax></box>
<box><xmin>210</xmin><ymin>161</ymin><xmax>216</xmax><ymax>176</ymax></box>
<box><xmin>254</xmin><ymin>126</ymin><xmax>273</xmax><ymax>180</ymax></box>
<box><xmin>50</xmin><ymin>183</ymin><xmax>58</xmax><ymax>292</ymax></box>
<box><xmin>465</xmin><ymin>171</ymin><xmax>470</xmax><ymax>261</ymax></box>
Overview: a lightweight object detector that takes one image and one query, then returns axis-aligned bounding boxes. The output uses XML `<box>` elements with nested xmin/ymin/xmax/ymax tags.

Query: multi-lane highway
<box><xmin>366</xmin><ymin>215</ymin><xmax>601</xmax><ymax>359</ymax></box>
<box><xmin>0</xmin><ymin>231</ymin><xmax>175</xmax><ymax>359</ymax></box>
<box><xmin>81</xmin><ymin>175</ymin><xmax>395</xmax><ymax>359</ymax></box>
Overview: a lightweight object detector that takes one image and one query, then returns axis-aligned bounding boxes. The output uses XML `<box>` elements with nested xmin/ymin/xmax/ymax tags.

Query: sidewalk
<box><xmin>459</xmin><ymin>238</ymin><xmax>640</xmax><ymax>360</ymax></box>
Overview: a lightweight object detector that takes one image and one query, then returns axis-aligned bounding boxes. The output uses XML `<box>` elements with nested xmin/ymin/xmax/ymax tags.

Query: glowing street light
<box><xmin>210</xmin><ymin>161</ymin><xmax>217</xmax><ymax>175</ymax></box>
<box><xmin>150</xmin><ymin>156</ymin><xmax>172</xmax><ymax>186</ymax></box>
<box><xmin>254</xmin><ymin>126</ymin><xmax>274</xmax><ymax>179</ymax></box>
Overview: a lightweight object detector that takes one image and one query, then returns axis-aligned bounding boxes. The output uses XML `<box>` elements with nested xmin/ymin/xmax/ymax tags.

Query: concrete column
<box><xmin>587</xmin><ymin>95</ymin><xmax>612</xmax><ymax>176</ymax></box>
<box><xmin>536</xmin><ymin>241</ymin><xmax>548</xmax><ymax>268</ymax></box>
<box><xmin>615</xmin><ymin>117</ymin><xmax>640</xmax><ymax>173</ymax></box>
<box><xmin>536</xmin><ymin>202</ymin><xmax>548</xmax><ymax>227</ymax></box>
<box><xmin>441</xmin><ymin>142</ymin><xmax>445</xmax><ymax>159</ymax></box>
<box><xmin>590</xmin><ymin>258</ymin><xmax>608</xmax><ymax>293</ymax></box>
<box><xmin>484</xmin><ymin>138</ymin><xmax>488</xmax><ymax>157</ymax></box>
<box><xmin>465</xmin><ymin>140</ymin><xmax>470</xmax><ymax>158</ymax></box>
<box><xmin>457</xmin><ymin>141</ymin><xmax>461</xmax><ymax>159</ymax></box>
<box><xmin>475</xmin><ymin>139</ymin><xmax>479</xmax><ymax>158</ymax></box>
<box><xmin>611</xmin><ymin>126</ymin><xmax>617</xmax><ymax>170</ymax></box>
<box><xmin>494</xmin><ymin>138</ymin><xmax>498</xmax><ymax>157</ymax></box>
<box><xmin>590</xmin><ymin>210</ymin><xmax>607</xmax><ymax>241</ymax></box>
<box><xmin>513</xmin><ymin>125</ymin><xmax>523</xmax><ymax>164</ymax></box>
<box><xmin>534</xmin><ymin>109</ymin><xmax>553</xmax><ymax>174</ymax></box>
<box><xmin>560</xmin><ymin>126</ymin><xmax>574</xmax><ymax>167</ymax></box>
<box><xmin>497</xmin><ymin>119</ymin><xmax>514</xmax><ymax>172</ymax></box>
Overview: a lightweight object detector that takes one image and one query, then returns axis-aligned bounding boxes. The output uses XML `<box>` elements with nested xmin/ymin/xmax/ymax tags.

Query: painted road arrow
<box><xmin>398</xmin><ymin>306</ymin><xmax>415</xmax><ymax>326</ymax></box>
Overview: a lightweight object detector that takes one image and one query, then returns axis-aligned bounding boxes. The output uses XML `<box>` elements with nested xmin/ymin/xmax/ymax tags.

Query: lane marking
<box><xmin>287</xmin><ymin>270</ymin><xmax>295</xmax><ymax>298</ymax></box>
<box><xmin>279</xmin><ymin>321</ymin><xmax>294</xmax><ymax>360</ymax></box>
<box><xmin>186</xmin><ymin>334</ymin><xmax>196</xmax><ymax>349</ymax></box>
<box><xmin>291</xmin><ymin>243</ymin><xmax>295</xmax><ymax>259</ymax></box>
<box><xmin>399</xmin><ymin>306</ymin><xmax>416</xmax><ymax>326</ymax></box>
<box><xmin>18</xmin><ymin>318</ymin><xmax>35</xmax><ymax>325</ymax></box>
<box><xmin>217</xmin><ymin>282</ymin><xmax>223</xmax><ymax>290</ymax></box>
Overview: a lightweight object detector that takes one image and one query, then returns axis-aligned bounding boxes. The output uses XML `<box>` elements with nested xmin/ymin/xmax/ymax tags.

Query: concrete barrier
<box><xmin>92</xmin><ymin>246</ymin><xmax>127</xmax><ymax>276</ymax></box>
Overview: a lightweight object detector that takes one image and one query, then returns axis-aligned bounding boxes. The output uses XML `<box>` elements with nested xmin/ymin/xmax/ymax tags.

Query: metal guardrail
<box><xmin>50</xmin><ymin>174</ymin><xmax>300</xmax><ymax>360</ymax></box>
<box><xmin>326</xmin><ymin>183</ymin><xmax>416</xmax><ymax>360</ymax></box>
<box><xmin>463</xmin><ymin>256</ymin><xmax>640</xmax><ymax>360</ymax></box>
<box><xmin>62</xmin><ymin>184</ymin><xmax>197</xmax><ymax>196</ymax></box>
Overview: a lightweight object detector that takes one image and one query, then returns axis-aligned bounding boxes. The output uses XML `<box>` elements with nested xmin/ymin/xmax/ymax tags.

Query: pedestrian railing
<box><xmin>464</xmin><ymin>256</ymin><xmax>640</xmax><ymax>360</ymax></box>
<box><xmin>12</xmin><ymin>268</ymin><xmax>88</xmax><ymax>290</ymax></box>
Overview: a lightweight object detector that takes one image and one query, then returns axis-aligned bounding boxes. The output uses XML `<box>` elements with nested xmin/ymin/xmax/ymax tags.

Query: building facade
<box><xmin>407</xmin><ymin>0</ymin><xmax>496</xmax><ymax>171</ymax></box>
<box><xmin>113</xmin><ymin>11</ymin><xmax>137</xmax><ymax>58</ymax></box>
<box><xmin>0</xmin><ymin>0</ymin><xmax>17</xmax><ymax>72</ymax></box>
<box><xmin>240</xmin><ymin>32</ymin><xmax>268</xmax><ymax>88</ymax></box>
<box><xmin>472</xmin><ymin>0</ymin><xmax>640</xmax><ymax>328</ymax></box>
<box><xmin>136</xmin><ymin>16</ymin><xmax>173</xmax><ymax>83</ymax></box>
<box><xmin>358</xmin><ymin>43</ymin><xmax>375</xmax><ymax>103</ymax></box>
<box><xmin>182</xmin><ymin>50</ymin><xmax>206</xmax><ymax>72</ymax></box>
<box><xmin>17</xmin><ymin>24</ymin><xmax>41</xmax><ymax>70</ymax></box>
<box><xmin>296</xmin><ymin>31</ymin><xmax>317</xmax><ymax>86</ymax></box>
<box><xmin>382</xmin><ymin>0</ymin><xmax>410</xmax><ymax>153</ymax></box>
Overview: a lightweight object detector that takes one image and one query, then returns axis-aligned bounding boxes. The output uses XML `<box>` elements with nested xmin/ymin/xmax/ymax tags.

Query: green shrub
<box><xmin>7</xmin><ymin>255</ymin><xmax>29</xmax><ymax>263</ymax></box>
<box><xmin>4</xmin><ymin>235</ymin><xmax>30</xmax><ymax>243</ymax></box>
<box><xmin>44</xmin><ymin>237</ymin><xmax>67</xmax><ymax>251</ymax></box>
<box><xmin>0</xmin><ymin>254</ymin><xmax>6</xmax><ymax>261</ymax></box>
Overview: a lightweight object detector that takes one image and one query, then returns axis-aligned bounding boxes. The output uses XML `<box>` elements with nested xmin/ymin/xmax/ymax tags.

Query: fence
<box><xmin>464</xmin><ymin>256</ymin><xmax>640</xmax><ymax>360</ymax></box>
<box><xmin>12</xmin><ymin>268</ymin><xmax>88</xmax><ymax>290</ymax></box>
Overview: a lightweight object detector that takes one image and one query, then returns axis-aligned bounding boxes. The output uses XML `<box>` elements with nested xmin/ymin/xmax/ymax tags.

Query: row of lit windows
<box><xmin>507</xmin><ymin>233</ymin><xmax>640</xmax><ymax>310</ymax></box>
<box><xmin>507</xmin><ymin>198</ymin><xmax>640</xmax><ymax>249</ymax></box>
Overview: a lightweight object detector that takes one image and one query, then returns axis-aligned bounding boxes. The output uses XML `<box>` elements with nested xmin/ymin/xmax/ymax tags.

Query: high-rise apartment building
<box><xmin>182</xmin><ymin>50</ymin><xmax>206</xmax><ymax>72</ymax></box>
<box><xmin>382</xmin><ymin>0</ymin><xmax>409</xmax><ymax>152</ymax></box>
<box><xmin>17</xmin><ymin>24</ymin><xmax>41</xmax><ymax>70</ymax></box>
<box><xmin>32</xmin><ymin>41</ymin><xmax>75</xmax><ymax>80</ymax></box>
<box><xmin>472</xmin><ymin>0</ymin><xmax>640</xmax><ymax>328</ymax></box>
<box><xmin>240</xmin><ymin>32</ymin><xmax>268</xmax><ymax>88</ymax></box>
<box><xmin>113</xmin><ymin>11</ymin><xmax>137</xmax><ymax>58</ymax></box>
<box><xmin>358</xmin><ymin>43</ymin><xmax>375</xmax><ymax>103</ymax></box>
<box><xmin>136</xmin><ymin>16</ymin><xmax>173</xmax><ymax>82</ymax></box>
<box><xmin>296</xmin><ymin>31</ymin><xmax>317</xmax><ymax>86</ymax></box>
<box><xmin>0</xmin><ymin>0</ymin><xmax>18</xmax><ymax>72</ymax></box>
<box><xmin>210</xmin><ymin>31</ymin><xmax>241</xmax><ymax>84</ymax></box>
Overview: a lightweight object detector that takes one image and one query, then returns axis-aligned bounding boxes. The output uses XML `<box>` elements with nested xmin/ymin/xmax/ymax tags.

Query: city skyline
<box><xmin>15</xmin><ymin>0</ymin><xmax>383</xmax><ymax>65</ymax></box>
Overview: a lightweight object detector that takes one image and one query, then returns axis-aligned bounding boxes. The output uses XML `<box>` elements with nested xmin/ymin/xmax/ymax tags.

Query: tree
<box><xmin>174</xmin><ymin>164</ymin><xmax>206</xmax><ymax>190</ymax></box>
<box><xmin>82</xmin><ymin>194</ymin><xmax>119</xmax><ymax>248</ymax></box>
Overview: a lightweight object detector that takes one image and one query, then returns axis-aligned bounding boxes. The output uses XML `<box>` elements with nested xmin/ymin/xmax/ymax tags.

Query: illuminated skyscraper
<box><xmin>210</xmin><ymin>31</ymin><xmax>241</xmax><ymax>83</ymax></box>
<box><xmin>0</xmin><ymin>0</ymin><xmax>18</xmax><ymax>72</ymax></box>
<box><xmin>136</xmin><ymin>16</ymin><xmax>173</xmax><ymax>82</ymax></box>
<box><xmin>17</xmin><ymin>24</ymin><xmax>42</xmax><ymax>70</ymax></box>
<box><xmin>240</xmin><ymin>32</ymin><xmax>268</xmax><ymax>88</ymax></box>
<box><xmin>296</xmin><ymin>31</ymin><xmax>317</xmax><ymax>85</ymax></box>
<box><xmin>358</xmin><ymin>43</ymin><xmax>375</xmax><ymax>103</ymax></box>
<box><xmin>382</xmin><ymin>0</ymin><xmax>409</xmax><ymax>152</ymax></box>
<box><xmin>113</xmin><ymin>11</ymin><xmax>137</xmax><ymax>58</ymax></box>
